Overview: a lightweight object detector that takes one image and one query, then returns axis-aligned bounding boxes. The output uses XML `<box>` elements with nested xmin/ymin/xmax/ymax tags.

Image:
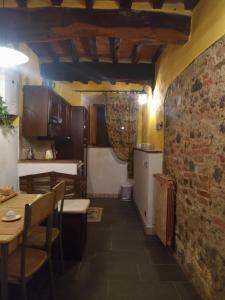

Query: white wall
<box><xmin>0</xmin><ymin>128</ymin><xmax>19</xmax><ymax>189</ymax></box>
<box><xmin>87</xmin><ymin>147</ymin><xmax>132</xmax><ymax>195</ymax></box>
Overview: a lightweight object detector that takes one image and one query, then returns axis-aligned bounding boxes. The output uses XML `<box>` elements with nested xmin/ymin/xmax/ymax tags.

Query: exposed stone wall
<box><xmin>164</xmin><ymin>36</ymin><xmax>225</xmax><ymax>300</ymax></box>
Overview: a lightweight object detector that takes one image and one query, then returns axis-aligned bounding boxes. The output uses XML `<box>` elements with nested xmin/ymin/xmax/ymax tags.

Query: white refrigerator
<box><xmin>133</xmin><ymin>149</ymin><xmax>163</xmax><ymax>234</ymax></box>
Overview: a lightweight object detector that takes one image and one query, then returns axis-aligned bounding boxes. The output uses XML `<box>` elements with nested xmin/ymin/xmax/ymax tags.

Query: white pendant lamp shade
<box><xmin>0</xmin><ymin>46</ymin><xmax>29</xmax><ymax>68</ymax></box>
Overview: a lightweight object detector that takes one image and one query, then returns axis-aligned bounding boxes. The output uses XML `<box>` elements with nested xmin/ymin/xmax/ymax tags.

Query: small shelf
<box><xmin>133</xmin><ymin>148</ymin><xmax>162</xmax><ymax>154</ymax></box>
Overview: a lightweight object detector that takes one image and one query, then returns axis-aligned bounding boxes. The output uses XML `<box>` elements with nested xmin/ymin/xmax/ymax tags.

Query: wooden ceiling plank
<box><xmin>85</xmin><ymin>0</ymin><xmax>94</xmax><ymax>9</ymax></box>
<box><xmin>51</xmin><ymin>40</ymin><xmax>67</xmax><ymax>56</ymax></box>
<box><xmin>0</xmin><ymin>9</ymin><xmax>191</xmax><ymax>45</ymax></box>
<box><xmin>80</xmin><ymin>37</ymin><xmax>91</xmax><ymax>57</ymax></box>
<box><xmin>40</xmin><ymin>62</ymin><xmax>154</xmax><ymax>83</ymax></box>
<box><xmin>152</xmin><ymin>0</ymin><xmax>165</xmax><ymax>9</ymax></box>
<box><xmin>184</xmin><ymin>0</ymin><xmax>199</xmax><ymax>10</ymax></box>
<box><xmin>70</xmin><ymin>39</ymin><xmax>79</xmax><ymax>62</ymax></box>
<box><xmin>119</xmin><ymin>0</ymin><xmax>133</xmax><ymax>9</ymax></box>
<box><xmin>89</xmin><ymin>37</ymin><xmax>99</xmax><ymax>62</ymax></box>
<box><xmin>131</xmin><ymin>42</ymin><xmax>143</xmax><ymax>64</ymax></box>
<box><xmin>109</xmin><ymin>37</ymin><xmax>121</xmax><ymax>64</ymax></box>
<box><xmin>47</xmin><ymin>43</ymin><xmax>59</xmax><ymax>62</ymax></box>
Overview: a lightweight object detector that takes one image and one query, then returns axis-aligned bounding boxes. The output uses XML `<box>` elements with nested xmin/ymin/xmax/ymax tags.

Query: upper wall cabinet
<box><xmin>22</xmin><ymin>85</ymin><xmax>71</xmax><ymax>138</ymax></box>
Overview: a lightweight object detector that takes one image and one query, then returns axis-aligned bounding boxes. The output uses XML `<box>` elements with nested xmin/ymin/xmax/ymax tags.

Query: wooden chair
<box><xmin>27</xmin><ymin>181</ymin><xmax>66</xmax><ymax>273</ymax></box>
<box><xmin>7</xmin><ymin>192</ymin><xmax>55</xmax><ymax>300</ymax></box>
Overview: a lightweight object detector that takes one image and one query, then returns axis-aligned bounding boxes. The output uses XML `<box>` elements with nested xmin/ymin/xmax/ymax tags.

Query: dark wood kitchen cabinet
<box><xmin>54</xmin><ymin>107</ymin><xmax>88</xmax><ymax>174</ymax></box>
<box><xmin>22</xmin><ymin>85</ymin><xmax>71</xmax><ymax>138</ymax></box>
<box><xmin>71</xmin><ymin>107</ymin><xmax>88</xmax><ymax>174</ymax></box>
<box><xmin>22</xmin><ymin>86</ymin><xmax>88</xmax><ymax>174</ymax></box>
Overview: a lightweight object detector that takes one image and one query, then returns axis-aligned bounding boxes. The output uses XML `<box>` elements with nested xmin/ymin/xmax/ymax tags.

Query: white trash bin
<box><xmin>120</xmin><ymin>185</ymin><xmax>133</xmax><ymax>201</ymax></box>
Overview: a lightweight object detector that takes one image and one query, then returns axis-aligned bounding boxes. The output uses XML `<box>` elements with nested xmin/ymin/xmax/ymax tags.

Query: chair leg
<box><xmin>48</xmin><ymin>258</ymin><xmax>56</xmax><ymax>300</ymax></box>
<box><xmin>58</xmin><ymin>234</ymin><xmax>64</xmax><ymax>274</ymax></box>
<box><xmin>21</xmin><ymin>281</ymin><xmax>27</xmax><ymax>300</ymax></box>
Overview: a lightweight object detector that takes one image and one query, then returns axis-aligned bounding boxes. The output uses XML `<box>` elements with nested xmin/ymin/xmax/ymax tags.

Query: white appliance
<box><xmin>133</xmin><ymin>149</ymin><xmax>163</xmax><ymax>234</ymax></box>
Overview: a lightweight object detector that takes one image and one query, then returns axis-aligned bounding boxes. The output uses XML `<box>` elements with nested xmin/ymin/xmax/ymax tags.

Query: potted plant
<box><xmin>0</xmin><ymin>96</ymin><xmax>14</xmax><ymax>128</ymax></box>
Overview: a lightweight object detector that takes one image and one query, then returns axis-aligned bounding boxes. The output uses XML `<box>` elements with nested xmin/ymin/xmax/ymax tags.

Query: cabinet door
<box><xmin>48</xmin><ymin>93</ymin><xmax>63</xmax><ymax>137</ymax></box>
<box><xmin>61</xmin><ymin>101</ymin><xmax>71</xmax><ymax>137</ymax></box>
<box><xmin>71</xmin><ymin>107</ymin><xmax>87</xmax><ymax>161</ymax></box>
<box><xmin>22</xmin><ymin>86</ymin><xmax>49</xmax><ymax>136</ymax></box>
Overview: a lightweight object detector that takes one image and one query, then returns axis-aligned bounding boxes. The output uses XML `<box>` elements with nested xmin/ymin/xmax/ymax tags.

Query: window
<box><xmin>89</xmin><ymin>104</ymin><xmax>110</xmax><ymax>147</ymax></box>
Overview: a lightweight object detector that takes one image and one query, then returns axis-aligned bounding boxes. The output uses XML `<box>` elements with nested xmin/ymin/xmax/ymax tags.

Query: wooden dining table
<box><xmin>0</xmin><ymin>193</ymin><xmax>41</xmax><ymax>300</ymax></box>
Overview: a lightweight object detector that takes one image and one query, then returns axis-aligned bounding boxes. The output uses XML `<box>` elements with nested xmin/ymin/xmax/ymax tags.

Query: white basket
<box><xmin>120</xmin><ymin>185</ymin><xmax>133</xmax><ymax>201</ymax></box>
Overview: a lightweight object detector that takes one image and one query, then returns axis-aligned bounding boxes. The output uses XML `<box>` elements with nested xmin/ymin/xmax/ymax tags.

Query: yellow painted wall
<box><xmin>143</xmin><ymin>0</ymin><xmax>225</xmax><ymax>150</ymax></box>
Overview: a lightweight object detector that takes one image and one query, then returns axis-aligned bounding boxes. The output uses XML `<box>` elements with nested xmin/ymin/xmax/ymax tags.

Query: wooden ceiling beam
<box><xmin>119</xmin><ymin>0</ymin><xmax>133</xmax><ymax>9</ymax></box>
<box><xmin>85</xmin><ymin>0</ymin><xmax>94</xmax><ymax>9</ymax></box>
<box><xmin>0</xmin><ymin>9</ymin><xmax>191</xmax><ymax>45</ymax></box>
<box><xmin>70</xmin><ymin>39</ymin><xmax>79</xmax><ymax>62</ymax></box>
<box><xmin>47</xmin><ymin>43</ymin><xmax>59</xmax><ymax>62</ymax></box>
<box><xmin>16</xmin><ymin>0</ymin><xmax>27</xmax><ymax>7</ymax></box>
<box><xmin>131</xmin><ymin>43</ymin><xmax>143</xmax><ymax>64</ymax></box>
<box><xmin>40</xmin><ymin>62</ymin><xmax>154</xmax><ymax>83</ymax></box>
<box><xmin>184</xmin><ymin>0</ymin><xmax>199</xmax><ymax>10</ymax></box>
<box><xmin>152</xmin><ymin>45</ymin><xmax>165</xmax><ymax>63</ymax></box>
<box><xmin>51</xmin><ymin>0</ymin><xmax>63</xmax><ymax>5</ymax></box>
<box><xmin>109</xmin><ymin>37</ymin><xmax>121</xmax><ymax>64</ymax></box>
<box><xmin>152</xmin><ymin>0</ymin><xmax>165</xmax><ymax>9</ymax></box>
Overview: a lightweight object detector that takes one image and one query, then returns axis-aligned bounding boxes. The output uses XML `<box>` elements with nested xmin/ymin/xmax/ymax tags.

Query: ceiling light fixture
<box><xmin>0</xmin><ymin>46</ymin><xmax>29</xmax><ymax>68</ymax></box>
<box><xmin>0</xmin><ymin>0</ymin><xmax>29</xmax><ymax>68</ymax></box>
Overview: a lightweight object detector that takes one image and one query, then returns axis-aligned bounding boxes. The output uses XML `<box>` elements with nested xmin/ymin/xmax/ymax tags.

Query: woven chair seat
<box><xmin>8</xmin><ymin>247</ymin><xmax>47</xmax><ymax>281</ymax></box>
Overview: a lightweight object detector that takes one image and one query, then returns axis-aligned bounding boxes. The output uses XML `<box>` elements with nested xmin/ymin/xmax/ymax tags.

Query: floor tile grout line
<box><xmin>172</xmin><ymin>282</ymin><xmax>183</xmax><ymax>300</ymax></box>
<box><xmin>136</xmin><ymin>264</ymin><xmax>142</xmax><ymax>281</ymax></box>
<box><xmin>106</xmin><ymin>279</ymin><xmax>110</xmax><ymax>299</ymax></box>
<box><xmin>75</xmin><ymin>261</ymin><xmax>83</xmax><ymax>280</ymax></box>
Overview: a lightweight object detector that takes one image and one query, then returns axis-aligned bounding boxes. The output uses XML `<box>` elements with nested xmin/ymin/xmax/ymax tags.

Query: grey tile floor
<box><xmin>10</xmin><ymin>198</ymin><xmax>202</xmax><ymax>300</ymax></box>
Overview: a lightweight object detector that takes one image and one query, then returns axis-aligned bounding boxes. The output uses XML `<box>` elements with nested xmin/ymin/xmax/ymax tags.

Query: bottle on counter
<box><xmin>27</xmin><ymin>147</ymin><xmax>34</xmax><ymax>160</ymax></box>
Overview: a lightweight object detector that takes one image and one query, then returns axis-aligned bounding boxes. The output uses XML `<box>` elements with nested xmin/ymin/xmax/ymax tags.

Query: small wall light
<box><xmin>138</xmin><ymin>93</ymin><xmax>148</xmax><ymax>105</ymax></box>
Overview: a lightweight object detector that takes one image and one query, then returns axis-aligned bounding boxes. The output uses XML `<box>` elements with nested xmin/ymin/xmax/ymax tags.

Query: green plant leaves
<box><xmin>0</xmin><ymin>96</ymin><xmax>14</xmax><ymax>128</ymax></box>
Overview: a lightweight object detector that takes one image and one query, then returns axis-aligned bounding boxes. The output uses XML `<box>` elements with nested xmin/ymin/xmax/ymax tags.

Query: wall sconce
<box><xmin>138</xmin><ymin>93</ymin><xmax>148</xmax><ymax>105</ymax></box>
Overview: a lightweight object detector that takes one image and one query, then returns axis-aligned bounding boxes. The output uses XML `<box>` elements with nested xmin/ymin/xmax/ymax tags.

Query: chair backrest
<box><xmin>21</xmin><ymin>192</ymin><xmax>54</xmax><ymax>279</ymax></box>
<box><xmin>52</xmin><ymin>181</ymin><xmax>66</xmax><ymax>229</ymax></box>
<box><xmin>52</xmin><ymin>181</ymin><xmax>66</xmax><ymax>207</ymax></box>
<box><xmin>19</xmin><ymin>172</ymin><xmax>87</xmax><ymax>199</ymax></box>
<box><xmin>29</xmin><ymin>192</ymin><xmax>55</xmax><ymax>227</ymax></box>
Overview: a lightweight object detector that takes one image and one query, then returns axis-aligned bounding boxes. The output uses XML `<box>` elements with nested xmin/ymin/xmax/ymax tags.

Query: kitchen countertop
<box><xmin>18</xmin><ymin>160</ymin><xmax>81</xmax><ymax>163</ymax></box>
<box><xmin>18</xmin><ymin>160</ymin><xmax>80</xmax><ymax>176</ymax></box>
